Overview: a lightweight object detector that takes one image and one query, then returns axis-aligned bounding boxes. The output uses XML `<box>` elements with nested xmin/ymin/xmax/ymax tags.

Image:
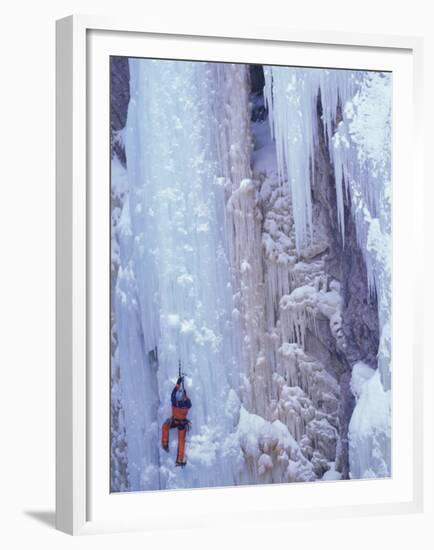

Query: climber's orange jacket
<box><xmin>171</xmin><ymin>383</ymin><xmax>192</xmax><ymax>420</ymax></box>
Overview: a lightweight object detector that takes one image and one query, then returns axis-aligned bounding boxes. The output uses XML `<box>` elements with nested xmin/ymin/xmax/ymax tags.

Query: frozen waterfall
<box><xmin>263</xmin><ymin>66</ymin><xmax>392</xmax><ymax>478</ymax></box>
<box><xmin>115</xmin><ymin>59</ymin><xmax>247</xmax><ymax>490</ymax></box>
<box><xmin>110</xmin><ymin>58</ymin><xmax>392</xmax><ymax>491</ymax></box>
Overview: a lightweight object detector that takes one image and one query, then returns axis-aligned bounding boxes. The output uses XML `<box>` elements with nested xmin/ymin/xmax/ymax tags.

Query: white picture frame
<box><xmin>56</xmin><ymin>14</ymin><xmax>424</xmax><ymax>535</ymax></box>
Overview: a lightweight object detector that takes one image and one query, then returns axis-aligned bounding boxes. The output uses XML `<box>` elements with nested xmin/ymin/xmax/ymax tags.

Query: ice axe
<box><xmin>178</xmin><ymin>360</ymin><xmax>189</xmax><ymax>391</ymax></box>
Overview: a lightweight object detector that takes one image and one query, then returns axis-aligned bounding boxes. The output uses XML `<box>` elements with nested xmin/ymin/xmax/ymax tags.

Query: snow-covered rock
<box><xmin>349</xmin><ymin>365</ymin><xmax>391</xmax><ymax>479</ymax></box>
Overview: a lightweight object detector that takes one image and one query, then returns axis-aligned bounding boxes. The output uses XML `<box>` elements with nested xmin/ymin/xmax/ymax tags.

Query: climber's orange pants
<box><xmin>161</xmin><ymin>418</ymin><xmax>188</xmax><ymax>463</ymax></box>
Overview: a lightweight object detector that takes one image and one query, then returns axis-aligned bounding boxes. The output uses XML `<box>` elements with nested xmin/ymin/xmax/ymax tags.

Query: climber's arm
<box><xmin>171</xmin><ymin>377</ymin><xmax>184</xmax><ymax>405</ymax></box>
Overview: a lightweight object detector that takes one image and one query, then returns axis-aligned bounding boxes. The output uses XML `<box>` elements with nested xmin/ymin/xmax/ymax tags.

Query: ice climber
<box><xmin>161</xmin><ymin>376</ymin><xmax>192</xmax><ymax>467</ymax></box>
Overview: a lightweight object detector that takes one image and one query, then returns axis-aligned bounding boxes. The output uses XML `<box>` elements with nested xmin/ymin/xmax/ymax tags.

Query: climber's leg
<box><xmin>161</xmin><ymin>418</ymin><xmax>172</xmax><ymax>451</ymax></box>
<box><xmin>176</xmin><ymin>426</ymin><xmax>187</xmax><ymax>465</ymax></box>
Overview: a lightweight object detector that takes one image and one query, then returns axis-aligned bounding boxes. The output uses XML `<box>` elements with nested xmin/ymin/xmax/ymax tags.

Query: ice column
<box><xmin>117</xmin><ymin>59</ymin><xmax>250</xmax><ymax>490</ymax></box>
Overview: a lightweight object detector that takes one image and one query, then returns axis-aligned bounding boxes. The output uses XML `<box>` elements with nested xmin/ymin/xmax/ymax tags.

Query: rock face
<box><xmin>341</xmin><ymin>219</ymin><xmax>379</xmax><ymax>367</ymax></box>
<box><xmin>110</xmin><ymin>56</ymin><xmax>130</xmax><ymax>166</ymax></box>
<box><xmin>308</xmin><ymin>92</ymin><xmax>380</xmax><ymax>478</ymax></box>
<box><xmin>110</xmin><ymin>55</ymin><xmax>130</xmax><ymax>493</ymax></box>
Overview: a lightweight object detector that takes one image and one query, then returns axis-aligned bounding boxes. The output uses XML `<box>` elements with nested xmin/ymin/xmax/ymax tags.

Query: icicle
<box><xmin>263</xmin><ymin>67</ymin><xmax>362</xmax><ymax>248</ymax></box>
<box><xmin>264</xmin><ymin>67</ymin><xmax>317</xmax><ymax>253</ymax></box>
